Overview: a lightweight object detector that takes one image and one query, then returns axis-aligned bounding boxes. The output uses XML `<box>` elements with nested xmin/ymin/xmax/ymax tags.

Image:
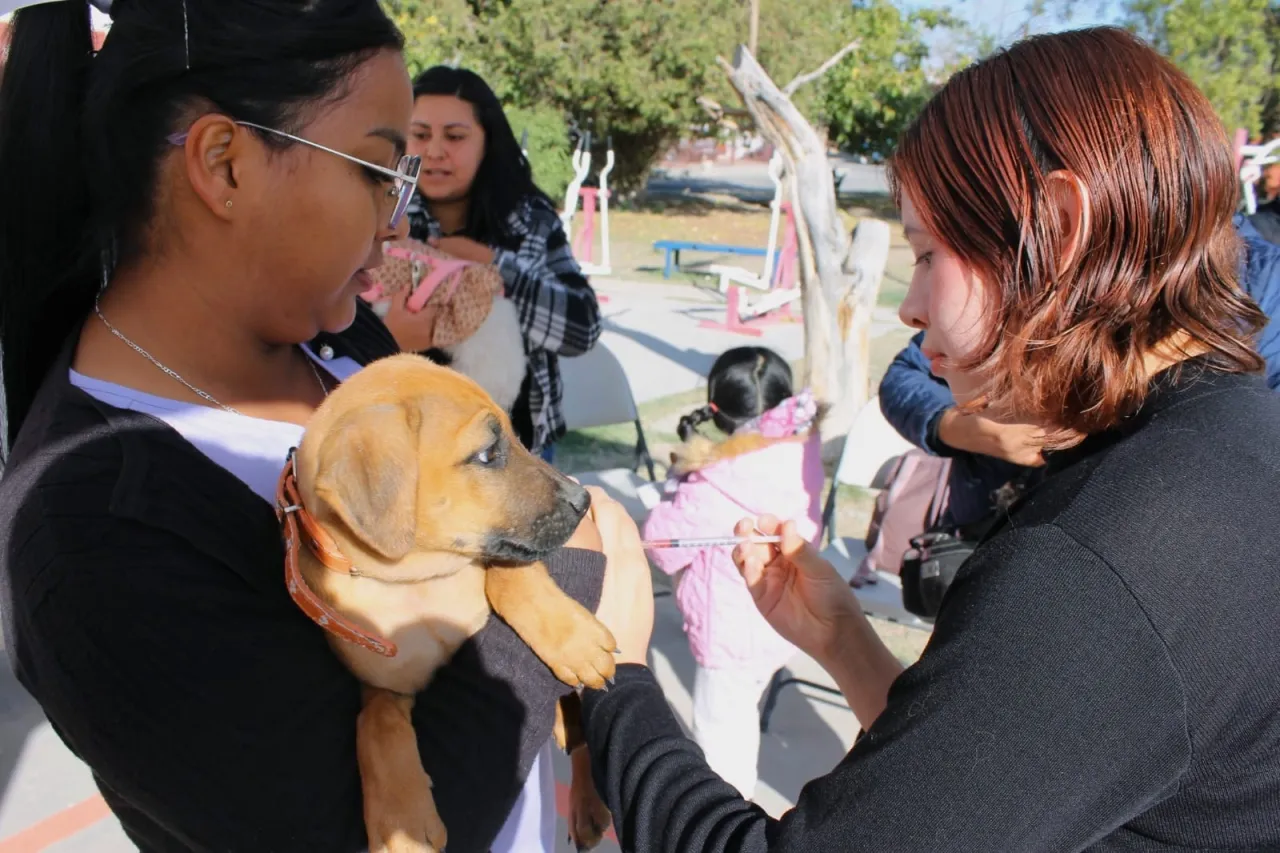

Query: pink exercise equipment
<box><xmin>699</xmin><ymin>153</ymin><xmax>801</xmax><ymax>336</ymax></box>
<box><xmin>562</xmin><ymin>132</ymin><xmax>615</xmax><ymax>278</ymax></box>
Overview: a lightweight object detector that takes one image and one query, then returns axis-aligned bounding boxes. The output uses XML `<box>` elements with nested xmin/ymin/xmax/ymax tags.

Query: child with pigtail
<box><xmin>643</xmin><ymin>346</ymin><xmax>825</xmax><ymax>799</ymax></box>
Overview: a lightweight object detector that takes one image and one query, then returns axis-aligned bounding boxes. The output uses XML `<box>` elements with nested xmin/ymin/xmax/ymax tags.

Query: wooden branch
<box><xmin>718</xmin><ymin>43</ymin><xmax>883</xmax><ymax>456</ymax></box>
<box><xmin>717</xmin><ymin>47</ymin><xmax>825</xmax><ymax>163</ymax></box>
<box><xmin>782</xmin><ymin>39</ymin><xmax>861</xmax><ymax>97</ymax></box>
<box><xmin>696</xmin><ymin>95</ymin><xmax>724</xmax><ymax>121</ymax></box>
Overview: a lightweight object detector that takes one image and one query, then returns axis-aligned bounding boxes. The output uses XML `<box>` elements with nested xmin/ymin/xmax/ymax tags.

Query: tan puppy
<box><xmin>278</xmin><ymin>354</ymin><xmax>615</xmax><ymax>853</ymax></box>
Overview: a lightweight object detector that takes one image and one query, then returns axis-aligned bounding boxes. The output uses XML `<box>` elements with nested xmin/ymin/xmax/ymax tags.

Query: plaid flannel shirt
<box><xmin>407</xmin><ymin>192</ymin><xmax>601</xmax><ymax>450</ymax></box>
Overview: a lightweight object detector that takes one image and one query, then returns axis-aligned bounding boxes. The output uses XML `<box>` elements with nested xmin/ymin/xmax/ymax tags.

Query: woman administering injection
<box><xmin>584</xmin><ymin>27</ymin><xmax>1280</xmax><ymax>851</ymax></box>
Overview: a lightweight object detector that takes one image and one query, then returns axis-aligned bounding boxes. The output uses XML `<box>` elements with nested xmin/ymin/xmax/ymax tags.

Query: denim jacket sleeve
<box><xmin>1235</xmin><ymin>214</ymin><xmax>1280</xmax><ymax>390</ymax></box>
<box><xmin>878</xmin><ymin>331</ymin><xmax>957</xmax><ymax>453</ymax></box>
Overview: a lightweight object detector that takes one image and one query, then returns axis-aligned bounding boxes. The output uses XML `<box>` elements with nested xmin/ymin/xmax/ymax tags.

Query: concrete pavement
<box><xmin>592</xmin><ymin>277</ymin><xmax>907</xmax><ymax>407</ymax></box>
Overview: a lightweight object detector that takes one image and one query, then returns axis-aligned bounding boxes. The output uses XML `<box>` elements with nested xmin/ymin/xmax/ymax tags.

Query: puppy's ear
<box><xmin>312</xmin><ymin>403</ymin><xmax>421</xmax><ymax>561</ymax></box>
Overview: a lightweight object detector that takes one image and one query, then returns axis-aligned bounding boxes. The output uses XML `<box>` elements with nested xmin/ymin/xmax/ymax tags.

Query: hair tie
<box><xmin>82</xmin><ymin>0</ymin><xmax>187</xmax><ymax>70</ymax></box>
<box><xmin>708</xmin><ymin>401</ymin><xmax>719</xmax><ymax>414</ymax></box>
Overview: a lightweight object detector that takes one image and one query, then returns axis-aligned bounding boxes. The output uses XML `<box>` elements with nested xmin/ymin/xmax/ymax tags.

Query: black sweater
<box><xmin>0</xmin><ymin>304</ymin><xmax>604</xmax><ymax>853</ymax></box>
<box><xmin>583</xmin><ymin>364</ymin><xmax>1280</xmax><ymax>851</ymax></box>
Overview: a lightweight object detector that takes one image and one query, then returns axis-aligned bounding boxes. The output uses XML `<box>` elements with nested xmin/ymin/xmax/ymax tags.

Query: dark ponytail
<box><xmin>677</xmin><ymin>405</ymin><xmax>716</xmax><ymax>443</ymax></box>
<box><xmin>0</xmin><ymin>2</ymin><xmax>97</xmax><ymax>455</ymax></box>
<box><xmin>0</xmin><ymin>0</ymin><xmax>403</xmax><ymax>453</ymax></box>
<box><xmin>678</xmin><ymin>346</ymin><xmax>794</xmax><ymax>441</ymax></box>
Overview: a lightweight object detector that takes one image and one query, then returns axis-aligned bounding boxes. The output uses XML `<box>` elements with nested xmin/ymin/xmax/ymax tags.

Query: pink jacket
<box><xmin>644</xmin><ymin>414</ymin><xmax>824</xmax><ymax>671</ymax></box>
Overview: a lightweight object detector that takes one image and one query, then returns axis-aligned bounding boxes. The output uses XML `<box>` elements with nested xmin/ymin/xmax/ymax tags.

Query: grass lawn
<box><xmin>595</xmin><ymin>196</ymin><xmax>914</xmax><ymax>308</ymax></box>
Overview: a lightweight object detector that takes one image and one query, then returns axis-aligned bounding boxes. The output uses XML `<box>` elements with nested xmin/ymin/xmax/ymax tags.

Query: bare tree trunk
<box><xmin>748</xmin><ymin>0</ymin><xmax>760</xmax><ymax>57</ymax></box>
<box><xmin>832</xmin><ymin>219</ymin><xmax>890</xmax><ymax>443</ymax></box>
<box><xmin>718</xmin><ymin>45</ymin><xmax>888</xmax><ymax>461</ymax></box>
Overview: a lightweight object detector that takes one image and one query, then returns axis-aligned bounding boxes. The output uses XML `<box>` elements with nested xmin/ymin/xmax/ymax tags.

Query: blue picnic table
<box><xmin>652</xmin><ymin>239</ymin><xmax>769</xmax><ymax>279</ymax></box>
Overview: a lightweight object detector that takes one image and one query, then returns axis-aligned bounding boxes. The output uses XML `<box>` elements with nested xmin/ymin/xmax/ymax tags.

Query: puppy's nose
<box><xmin>562</xmin><ymin>481</ymin><xmax>591</xmax><ymax>517</ymax></box>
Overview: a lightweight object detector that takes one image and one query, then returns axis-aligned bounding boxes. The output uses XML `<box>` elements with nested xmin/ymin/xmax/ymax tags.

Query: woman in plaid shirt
<box><xmin>404</xmin><ymin>66</ymin><xmax>601</xmax><ymax>458</ymax></box>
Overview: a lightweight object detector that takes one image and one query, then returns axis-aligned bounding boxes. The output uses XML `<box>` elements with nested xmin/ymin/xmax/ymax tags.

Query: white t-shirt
<box><xmin>70</xmin><ymin>345</ymin><xmax>556</xmax><ymax>852</ymax></box>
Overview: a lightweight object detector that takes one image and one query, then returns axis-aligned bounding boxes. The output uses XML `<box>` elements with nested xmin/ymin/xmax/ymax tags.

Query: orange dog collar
<box><xmin>275</xmin><ymin>449</ymin><xmax>398</xmax><ymax>658</ymax></box>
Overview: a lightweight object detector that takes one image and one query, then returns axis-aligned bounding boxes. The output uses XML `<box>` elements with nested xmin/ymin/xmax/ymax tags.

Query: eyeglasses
<box><xmin>167</xmin><ymin>122</ymin><xmax>422</xmax><ymax>229</ymax></box>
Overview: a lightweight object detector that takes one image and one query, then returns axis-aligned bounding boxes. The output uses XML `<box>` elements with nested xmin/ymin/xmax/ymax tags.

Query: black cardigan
<box><xmin>583</xmin><ymin>363</ymin><xmax>1280</xmax><ymax>851</ymax></box>
<box><xmin>0</xmin><ymin>304</ymin><xmax>604</xmax><ymax>853</ymax></box>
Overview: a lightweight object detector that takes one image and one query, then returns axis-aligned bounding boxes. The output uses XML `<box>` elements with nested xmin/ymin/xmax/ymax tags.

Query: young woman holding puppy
<box><xmin>584</xmin><ymin>27</ymin><xmax>1280</xmax><ymax>850</ymax></box>
<box><xmin>402</xmin><ymin>66</ymin><xmax>601</xmax><ymax>460</ymax></box>
<box><xmin>0</xmin><ymin>2</ymin><xmax>630</xmax><ymax>851</ymax></box>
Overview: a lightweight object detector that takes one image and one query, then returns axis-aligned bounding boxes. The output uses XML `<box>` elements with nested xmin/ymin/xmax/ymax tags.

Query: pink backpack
<box><xmin>858</xmin><ymin>449</ymin><xmax>952</xmax><ymax>580</ymax></box>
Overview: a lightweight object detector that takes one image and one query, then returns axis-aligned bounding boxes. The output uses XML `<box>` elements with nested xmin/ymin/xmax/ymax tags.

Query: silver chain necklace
<box><xmin>94</xmin><ymin>297</ymin><xmax>328</xmax><ymax>416</ymax></box>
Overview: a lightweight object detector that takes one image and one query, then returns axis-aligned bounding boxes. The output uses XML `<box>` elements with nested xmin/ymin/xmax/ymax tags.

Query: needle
<box><xmin>642</xmin><ymin>535</ymin><xmax>782</xmax><ymax>550</ymax></box>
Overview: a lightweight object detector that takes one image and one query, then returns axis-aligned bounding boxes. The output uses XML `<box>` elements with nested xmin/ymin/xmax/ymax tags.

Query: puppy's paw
<box><xmin>358</xmin><ymin>690</ymin><xmax>447</xmax><ymax>853</ymax></box>
<box><xmin>486</xmin><ymin>563</ymin><xmax>617</xmax><ymax>690</ymax></box>
<box><xmin>364</xmin><ymin>763</ymin><xmax>447</xmax><ymax>853</ymax></box>
<box><xmin>367</xmin><ymin>791</ymin><xmax>447</xmax><ymax>853</ymax></box>
<box><xmin>541</xmin><ymin>614</ymin><xmax>617</xmax><ymax>690</ymax></box>
<box><xmin>568</xmin><ymin>747</ymin><xmax>612</xmax><ymax>851</ymax></box>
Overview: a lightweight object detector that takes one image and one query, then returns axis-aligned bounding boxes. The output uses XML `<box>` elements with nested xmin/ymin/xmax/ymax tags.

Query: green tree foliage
<box><xmin>472</xmin><ymin>0</ymin><xmax>742</xmax><ymax>192</ymax></box>
<box><xmin>384</xmin><ymin>0</ymin><xmax>481</xmax><ymax>76</ymax></box>
<box><xmin>506</xmin><ymin>104</ymin><xmax>575</xmax><ymax>202</ymax></box>
<box><xmin>386</xmin><ymin>0</ymin><xmax>925</xmax><ymax>190</ymax></box>
<box><xmin>754</xmin><ymin>0</ymin><xmax>867</xmax><ymax>116</ymax></box>
<box><xmin>1122</xmin><ymin>0</ymin><xmax>1274</xmax><ymax>137</ymax></box>
<box><xmin>819</xmin><ymin>1</ymin><xmax>965</xmax><ymax>158</ymax></box>
<box><xmin>385</xmin><ymin>0</ymin><xmax>743</xmax><ymax>191</ymax></box>
<box><xmin>1260</xmin><ymin>4</ymin><xmax>1280</xmax><ymax>137</ymax></box>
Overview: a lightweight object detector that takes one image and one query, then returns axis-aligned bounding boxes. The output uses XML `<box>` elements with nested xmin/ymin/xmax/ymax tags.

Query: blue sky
<box><xmin>85</xmin><ymin>3</ymin><xmax>1120</xmax><ymax>52</ymax></box>
<box><xmin>85</xmin><ymin>3</ymin><xmax>1117</xmax><ymax>47</ymax></box>
<box><xmin>906</xmin><ymin>0</ymin><xmax>1121</xmax><ymax>51</ymax></box>
<box><xmin>964</xmin><ymin>0</ymin><xmax>1118</xmax><ymax>41</ymax></box>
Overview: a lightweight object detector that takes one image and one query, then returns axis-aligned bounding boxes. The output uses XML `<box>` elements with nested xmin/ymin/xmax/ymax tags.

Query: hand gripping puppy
<box><xmin>275</xmin><ymin>354</ymin><xmax>614</xmax><ymax>853</ymax></box>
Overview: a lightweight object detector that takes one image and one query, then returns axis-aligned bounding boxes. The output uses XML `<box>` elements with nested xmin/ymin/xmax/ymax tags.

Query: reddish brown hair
<box><xmin>890</xmin><ymin>27</ymin><xmax>1265</xmax><ymax>441</ymax></box>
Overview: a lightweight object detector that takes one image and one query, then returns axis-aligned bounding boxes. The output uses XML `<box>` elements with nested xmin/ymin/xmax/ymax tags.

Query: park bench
<box><xmin>652</xmin><ymin>239</ymin><xmax>770</xmax><ymax>279</ymax></box>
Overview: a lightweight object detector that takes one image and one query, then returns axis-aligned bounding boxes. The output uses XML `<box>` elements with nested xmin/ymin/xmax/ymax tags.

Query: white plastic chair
<box><xmin>557</xmin><ymin>342</ymin><xmax>660</xmax><ymax>522</ymax></box>
<box><xmin>819</xmin><ymin>396</ymin><xmax>930</xmax><ymax>631</ymax></box>
<box><xmin>707</xmin><ymin>152</ymin><xmax>786</xmax><ymax>293</ymax></box>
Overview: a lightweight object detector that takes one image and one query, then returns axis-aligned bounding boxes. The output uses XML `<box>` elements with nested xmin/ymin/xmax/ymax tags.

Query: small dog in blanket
<box><xmin>363</xmin><ymin>238</ymin><xmax>527</xmax><ymax>412</ymax></box>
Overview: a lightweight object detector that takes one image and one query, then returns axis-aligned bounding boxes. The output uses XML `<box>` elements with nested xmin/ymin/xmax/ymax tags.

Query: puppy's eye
<box><xmin>471</xmin><ymin>441</ymin><xmax>503</xmax><ymax>467</ymax></box>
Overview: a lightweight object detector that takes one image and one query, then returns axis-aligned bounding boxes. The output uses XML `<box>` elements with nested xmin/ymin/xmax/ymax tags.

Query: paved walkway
<box><xmin>0</xmin><ymin>277</ymin><xmax>909</xmax><ymax>852</ymax></box>
<box><xmin>593</xmin><ymin>277</ymin><xmax>908</xmax><ymax>406</ymax></box>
